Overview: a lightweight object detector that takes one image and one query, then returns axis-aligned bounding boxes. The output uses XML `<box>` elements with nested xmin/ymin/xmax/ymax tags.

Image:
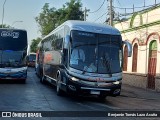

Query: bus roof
<box><xmin>42</xmin><ymin>20</ymin><xmax>121</xmax><ymax>40</ymax></box>
<box><xmin>64</xmin><ymin>20</ymin><xmax>121</xmax><ymax>35</ymax></box>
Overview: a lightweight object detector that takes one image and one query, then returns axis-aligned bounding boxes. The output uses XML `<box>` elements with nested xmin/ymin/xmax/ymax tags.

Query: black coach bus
<box><xmin>37</xmin><ymin>20</ymin><xmax>132</xmax><ymax>99</ymax></box>
<box><xmin>0</xmin><ymin>28</ymin><xmax>28</xmax><ymax>82</ymax></box>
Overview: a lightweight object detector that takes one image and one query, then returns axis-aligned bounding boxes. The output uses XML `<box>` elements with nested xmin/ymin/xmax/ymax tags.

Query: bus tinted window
<box><xmin>70</xmin><ymin>30</ymin><xmax>122</xmax><ymax>74</ymax></box>
<box><xmin>0</xmin><ymin>29</ymin><xmax>27</xmax><ymax>50</ymax></box>
<box><xmin>29</xmin><ymin>54</ymin><xmax>36</xmax><ymax>61</ymax></box>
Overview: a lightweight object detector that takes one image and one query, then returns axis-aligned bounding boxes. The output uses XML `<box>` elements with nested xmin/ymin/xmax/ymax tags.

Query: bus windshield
<box><xmin>0</xmin><ymin>29</ymin><xmax>27</xmax><ymax>68</ymax></box>
<box><xmin>29</xmin><ymin>54</ymin><xmax>36</xmax><ymax>61</ymax></box>
<box><xmin>0</xmin><ymin>50</ymin><xmax>25</xmax><ymax>67</ymax></box>
<box><xmin>70</xmin><ymin>30</ymin><xmax>122</xmax><ymax>74</ymax></box>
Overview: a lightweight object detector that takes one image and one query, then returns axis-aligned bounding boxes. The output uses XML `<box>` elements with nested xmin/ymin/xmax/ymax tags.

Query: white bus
<box><xmin>0</xmin><ymin>28</ymin><xmax>28</xmax><ymax>83</ymax></box>
<box><xmin>37</xmin><ymin>20</ymin><xmax>132</xmax><ymax>99</ymax></box>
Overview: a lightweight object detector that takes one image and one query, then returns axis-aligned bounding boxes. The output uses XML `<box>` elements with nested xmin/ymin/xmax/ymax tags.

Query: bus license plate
<box><xmin>90</xmin><ymin>90</ymin><xmax>100</xmax><ymax>95</ymax></box>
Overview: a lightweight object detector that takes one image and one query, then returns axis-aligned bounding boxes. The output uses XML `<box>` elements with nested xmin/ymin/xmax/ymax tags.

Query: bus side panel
<box><xmin>43</xmin><ymin>50</ymin><xmax>62</xmax><ymax>80</ymax></box>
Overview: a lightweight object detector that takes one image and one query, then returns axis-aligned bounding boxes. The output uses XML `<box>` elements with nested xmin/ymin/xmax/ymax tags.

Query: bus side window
<box><xmin>40</xmin><ymin>42</ymin><xmax>44</xmax><ymax>51</ymax></box>
<box><xmin>63</xmin><ymin>49</ymin><xmax>68</xmax><ymax>66</ymax></box>
<box><xmin>55</xmin><ymin>38</ymin><xmax>63</xmax><ymax>50</ymax></box>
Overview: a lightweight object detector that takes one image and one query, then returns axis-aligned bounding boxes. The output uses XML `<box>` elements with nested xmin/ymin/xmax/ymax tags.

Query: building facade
<box><xmin>114</xmin><ymin>5</ymin><xmax>160</xmax><ymax>91</ymax></box>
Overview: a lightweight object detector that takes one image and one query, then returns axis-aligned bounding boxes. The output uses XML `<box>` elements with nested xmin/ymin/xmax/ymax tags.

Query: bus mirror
<box><xmin>64</xmin><ymin>35</ymin><xmax>70</xmax><ymax>49</ymax></box>
<box><xmin>123</xmin><ymin>41</ymin><xmax>132</xmax><ymax>57</ymax></box>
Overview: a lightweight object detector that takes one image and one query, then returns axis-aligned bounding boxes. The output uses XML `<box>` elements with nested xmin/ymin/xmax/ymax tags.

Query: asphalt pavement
<box><xmin>0</xmin><ymin>68</ymin><xmax>160</xmax><ymax>120</ymax></box>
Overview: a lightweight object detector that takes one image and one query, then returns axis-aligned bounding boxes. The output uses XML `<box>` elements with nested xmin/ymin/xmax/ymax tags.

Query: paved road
<box><xmin>0</xmin><ymin>67</ymin><xmax>159</xmax><ymax>120</ymax></box>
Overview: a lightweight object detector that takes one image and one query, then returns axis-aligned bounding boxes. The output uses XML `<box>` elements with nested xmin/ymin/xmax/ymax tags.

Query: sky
<box><xmin>0</xmin><ymin>0</ymin><xmax>159</xmax><ymax>45</ymax></box>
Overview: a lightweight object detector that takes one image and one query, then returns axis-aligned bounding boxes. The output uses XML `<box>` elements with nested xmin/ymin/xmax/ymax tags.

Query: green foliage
<box><xmin>0</xmin><ymin>24</ymin><xmax>11</xmax><ymax>28</ymax></box>
<box><xmin>36</xmin><ymin>0</ymin><xmax>84</xmax><ymax>36</ymax></box>
<box><xmin>30</xmin><ymin>37</ymin><xmax>41</xmax><ymax>53</ymax></box>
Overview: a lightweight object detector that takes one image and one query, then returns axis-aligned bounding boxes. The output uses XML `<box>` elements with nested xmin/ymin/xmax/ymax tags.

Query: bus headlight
<box><xmin>113</xmin><ymin>81</ymin><xmax>121</xmax><ymax>85</ymax></box>
<box><xmin>20</xmin><ymin>69</ymin><xmax>27</xmax><ymax>73</ymax></box>
<box><xmin>71</xmin><ymin>77</ymin><xmax>79</xmax><ymax>81</ymax></box>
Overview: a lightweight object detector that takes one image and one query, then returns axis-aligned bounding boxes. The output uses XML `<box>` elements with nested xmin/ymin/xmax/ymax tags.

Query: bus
<box><xmin>37</xmin><ymin>20</ymin><xmax>132</xmax><ymax>99</ymax></box>
<box><xmin>27</xmin><ymin>53</ymin><xmax>36</xmax><ymax>67</ymax></box>
<box><xmin>0</xmin><ymin>28</ymin><xmax>28</xmax><ymax>83</ymax></box>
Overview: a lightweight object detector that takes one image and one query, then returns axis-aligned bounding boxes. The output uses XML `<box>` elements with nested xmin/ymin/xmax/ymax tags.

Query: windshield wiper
<box><xmin>82</xmin><ymin>66</ymin><xmax>89</xmax><ymax>74</ymax></box>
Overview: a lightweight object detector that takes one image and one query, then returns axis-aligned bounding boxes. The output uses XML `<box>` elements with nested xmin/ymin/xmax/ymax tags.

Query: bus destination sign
<box><xmin>1</xmin><ymin>31</ymin><xmax>19</xmax><ymax>38</ymax></box>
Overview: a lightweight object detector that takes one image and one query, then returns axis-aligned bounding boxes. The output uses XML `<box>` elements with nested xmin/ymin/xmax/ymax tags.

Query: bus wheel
<box><xmin>56</xmin><ymin>75</ymin><xmax>63</xmax><ymax>96</ymax></box>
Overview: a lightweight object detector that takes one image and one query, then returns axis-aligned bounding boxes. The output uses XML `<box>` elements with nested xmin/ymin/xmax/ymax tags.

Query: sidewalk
<box><xmin>121</xmin><ymin>84</ymin><xmax>160</xmax><ymax>100</ymax></box>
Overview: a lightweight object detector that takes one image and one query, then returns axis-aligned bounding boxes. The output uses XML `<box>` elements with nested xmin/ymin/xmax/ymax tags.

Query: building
<box><xmin>114</xmin><ymin>4</ymin><xmax>160</xmax><ymax>91</ymax></box>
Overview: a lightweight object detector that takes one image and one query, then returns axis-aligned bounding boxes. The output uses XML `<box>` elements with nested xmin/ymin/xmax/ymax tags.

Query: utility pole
<box><xmin>2</xmin><ymin>0</ymin><xmax>7</xmax><ymax>28</ymax></box>
<box><xmin>84</xmin><ymin>7</ymin><xmax>89</xmax><ymax>21</ymax></box>
<box><xmin>109</xmin><ymin>0</ymin><xmax>113</xmax><ymax>26</ymax></box>
<box><xmin>84</xmin><ymin>7</ymin><xmax>87</xmax><ymax>21</ymax></box>
<box><xmin>144</xmin><ymin>0</ymin><xmax>146</xmax><ymax>8</ymax></box>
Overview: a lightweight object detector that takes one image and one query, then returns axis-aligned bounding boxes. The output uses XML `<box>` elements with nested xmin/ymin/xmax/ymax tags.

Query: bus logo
<box><xmin>1</xmin><ymin>31</ymin><xmax>19</xmax><ymax>38</ymax></box>
<box><xmin>2</xmin><ymin>112</ymin><xmax>11</xmax><ymax>117</ymax></box>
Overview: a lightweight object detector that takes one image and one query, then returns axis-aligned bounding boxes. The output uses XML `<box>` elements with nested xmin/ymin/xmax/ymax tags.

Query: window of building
<box><xmin>132</xmin><ymin>43</ymin><xmax>138</xmax><ymax>72</ymax></box>
<box><xmin>123</xmin><ymin>45</ymin><xmax>128</xmax><ymax>71</ymax></box>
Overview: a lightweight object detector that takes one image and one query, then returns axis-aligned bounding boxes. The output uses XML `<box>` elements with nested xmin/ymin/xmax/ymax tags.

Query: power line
<box><xmin>114</xmin><ymin>3</ymin><xmax>160</xmax><ymax>10</ymax></box>
<box><xmin>89</xmin><ymin>0</ymin><xmax>106</xmax><ymax>13</ymax></box>
<box><xmin>116</xmin><ymin>0</ymin><xmax>122</xmax><ymax>7</ymax></box>
<box><xmin>114</xmin><ymin>3</ymin><xmax>160</xmax><ymax>19</ymax></box>
<box><xmin>93</xmin><ymin>12</ymin><xmax>108</xmax><ymax>22</ymax></box>
<box><xmin>93</xmin><ymin>1</ymin><xmax>160</xmax><ymax>24</ymax></box>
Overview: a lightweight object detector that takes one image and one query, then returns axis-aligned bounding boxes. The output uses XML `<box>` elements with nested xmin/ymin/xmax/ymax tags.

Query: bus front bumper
<box><xmin>67</xmin><ymin>78</ymin><xmax>122</xmax><ymax>97</ymax></box>
<box><xmin>0</xmin><ymin>67</ymin><xmax>27</xmax><ymax>80</ymax></box>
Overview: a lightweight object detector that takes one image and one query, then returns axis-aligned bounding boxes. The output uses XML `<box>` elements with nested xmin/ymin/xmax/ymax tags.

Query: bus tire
<box><xmin>56</xmin><ymin>74</ymin><xmax>63</xmax><ymax>96</ymax></box>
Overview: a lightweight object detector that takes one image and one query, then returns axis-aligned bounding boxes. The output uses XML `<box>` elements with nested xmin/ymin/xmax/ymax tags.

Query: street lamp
<box><xmin>1</xmin><ymin>0</ymin><xmax>7</xmax><ymax>28</ymax></box>
<box><xmin>11</xmin><ymin>21</ymin><xmax>23</xmax><ymax>28</ymax></box>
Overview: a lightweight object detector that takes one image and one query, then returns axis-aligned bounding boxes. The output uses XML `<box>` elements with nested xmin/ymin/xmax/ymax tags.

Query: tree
<box><xmin>64</xmin><ymin>0</ymin><xmax>84</xmax><ymax>21</ymax></box>
<box><xmin>35</xmin><ymin>3</ymin><xmax>57</xmax><ymax>36</ymax></box>
<box><xmin>30</xmin><ymin>37</ymin><xmax>41</xmax><ymax>53</ymax></box>
<box><xmin>36</xmin><ymin>0</ymin><xmax>84</xmax><ymax>36</ymax></box>
<box><xmin>0</xmin><ymin>24</ymin><xmax>11</xmax><ymax>28</ymax></box>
